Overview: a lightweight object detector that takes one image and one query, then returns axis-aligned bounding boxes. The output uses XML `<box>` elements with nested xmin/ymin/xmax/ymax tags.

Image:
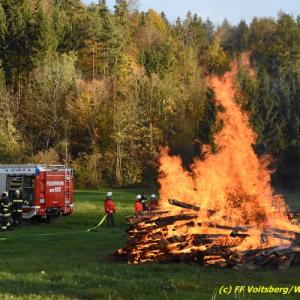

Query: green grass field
<box><xmin>0</xmin><ymin>189</ymin><xmax>299</xmax><ymax>300</ymax></box>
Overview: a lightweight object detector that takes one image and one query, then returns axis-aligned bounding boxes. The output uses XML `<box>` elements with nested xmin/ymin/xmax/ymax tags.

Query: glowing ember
<box><xmin>116</xmin><ymin>55</ymin><xmax>300</xmax><ymax>268</ymax></box>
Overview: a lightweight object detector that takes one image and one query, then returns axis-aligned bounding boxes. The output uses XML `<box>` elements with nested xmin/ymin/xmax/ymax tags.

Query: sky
<box><xmin>83</xmin><ymin>0</ymin><xmax>300</xmax><ymax>25</ymax></box>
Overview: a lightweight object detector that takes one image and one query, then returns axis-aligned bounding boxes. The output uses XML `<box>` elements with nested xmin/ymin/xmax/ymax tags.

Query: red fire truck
<box><xmin>0</xmin><ymin>164</ymin><xmax>73</xmax><ymax>221</ymax></box>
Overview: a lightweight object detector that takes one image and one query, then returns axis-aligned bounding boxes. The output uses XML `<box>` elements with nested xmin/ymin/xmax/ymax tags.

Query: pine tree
<box><xmin>99</xmin><ymin>3</ymin><xmax>122</xmax><ymax>75</ymax></box>
<box><xmin>31</xmin><ymin>1</ymin><xmax>58</xmax><ymax>66</ymax></box>
<box><xmin>160</xmin><ymin>11</ymin><xmax>169</xmax><ymax>26</ymax></box>
<box><xmin>55</xmin><ymin>0</ymin><xmax>86</xmax><ymax>51</ymax></box>
<box><xmin>235</xmin><ymin>20</ymin><xmax>249</xmax><ymax>52</ymax></box>
<box><xmin>0</xmin><ymin>0</ymin><xmax>34</xmax><ymax>92</ymax></box>
<box><xmin>114</xmin><ymin>0</ymin><xmax>129</xmax><ymax>23</ymax></box>
<box><xmin>114</xmin><ymin>0</ymin><xmax>129</xmax><ymax>49</ymax></box>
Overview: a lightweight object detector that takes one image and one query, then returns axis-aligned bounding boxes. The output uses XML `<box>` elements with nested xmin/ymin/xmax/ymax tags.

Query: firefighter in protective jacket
<box><xmin>0</xmin><ymin>191</ymin><xmax>12</xmax><ymax>231</ymax></box>
<box><xmin>149</xmin><ymin>194</ymin><xmax>159</xmax><ymax>210</ymax></box>
<box><xmin>135</xmin><ymin>195</ymin><xmax>143</xmax><ymax>215</ymax></box>
<box><xmin>104</xmin><ymin>192</ymin><xmax>116</xmax><ymax>227</ymax></box>
<box><xmin>12</xmin><ymin>190</ymin><xmax>25</xmax><ymax>225</ymax></box>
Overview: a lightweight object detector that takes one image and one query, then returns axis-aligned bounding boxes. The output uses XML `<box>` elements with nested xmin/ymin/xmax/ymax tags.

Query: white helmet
<box><xmin>151</xmin><ymin>194</ymin><xmax>156</xmax><ymax>199</ymax></box>
<box><xmin>1</xmin><ymin>191</ymin><xmax>8</xmax><ymax>197</ymax></box>
<box><xmin>107</xmin><ymin>192</ymin><xmax>112</xmax><ymax>197</ymax></box>
<box><xmin>15</xmin><ymin>190</ymin><xmax>20</xmax><ymax>195</ymax></box>
<box><xmin>136</xmin><ymin>194</ymin><xmax>142</xmax><ymax>200</ymax></box>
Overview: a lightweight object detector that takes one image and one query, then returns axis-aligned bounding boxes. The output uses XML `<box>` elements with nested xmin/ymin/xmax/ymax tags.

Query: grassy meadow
<box><xmin>0</xmin><ymin>189</ymin><xmax>299</xmax><ymax>300</ymax></box>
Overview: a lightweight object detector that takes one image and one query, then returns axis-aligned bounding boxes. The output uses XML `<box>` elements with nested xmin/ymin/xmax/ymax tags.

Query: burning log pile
<box><xmin>115</xmin><ymin>55</ymin><xmax>300</xmax><ymax>269</ymax></box>
<box><xmin>116</xmin><ymin>200</ymin><xmax>300</xmax><ymax>269</ymax></box>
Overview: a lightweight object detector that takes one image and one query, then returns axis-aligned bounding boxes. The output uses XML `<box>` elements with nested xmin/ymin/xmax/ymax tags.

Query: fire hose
<box><xmin>86</xmin><ymin>214</ymin><xmax>108</xmax><ymax>232</ymax></box>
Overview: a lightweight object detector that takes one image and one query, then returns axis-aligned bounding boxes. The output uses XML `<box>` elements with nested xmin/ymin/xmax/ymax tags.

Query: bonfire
<box><xmin>115</xmin><ymin>55</ymin><xmax>300</xmax><ymax>269</ymax></box>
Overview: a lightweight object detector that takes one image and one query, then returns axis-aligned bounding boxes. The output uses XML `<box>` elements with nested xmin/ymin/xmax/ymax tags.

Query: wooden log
<box><xmin>230</xmin><ymin>230</ymin><xmax>249</xmax><ymax>238</ymax></box>
<box><xmin>265</xmin><ymin>227</ymin><xmax>300</xmax><ymax>238</ymax></box>
<box><xmin>272</xmin><ymin>247</ymin><xmax>293</xmax><ymax>256</ymax></box>
<box><xmin>234</xmin><ymin>262</ymin><xmax>260</xmax><ymax>270</ymax></box>
<box><xmin>116</xmin><ymin>207</ymin><xmax>300</xmax><ymax>270</ymax></box>
<box><xmin>127</xmin><ymin>217</ymin><xmax>151</xmax><ymax>225</ymax></box>
<box><xmin>168</xmin><ymin>199</ymin><xmax>200</xmax><ymax>212</ymax></box>
<box><xmin>126</xmin><ymin>210</ymin><xmax>170</xmax><ymax>224</ymax></box>
<box><xmin>166</xmin><ymin>235</ymin><xmax>187</xmax><ymax>244</ymax></box>
<box><xmin>204</xmin><ymin>256</ymin><xmax>228</xmax><ymax>267</ymax></box>
<box><xmin>204</xmin><ymin>223</ymin><xmax>250</xmax><ymax>232</ymax></box>
<box><xmin>231</xmin><ymin>245</ymin><xmax>286</xmax><ymax>260</ymax></box>
<box><xmin>290</xmin><ymin>246</ymin><xmax>300</xmax><ymax>253</ymax></box>
<box><xmin>200</xmin><ymin>224</ymin><xmax>300</xmax><ymax>244</ymax></box>
<box><xmin>261</xmin><ymin>232</ymin><xmax>298</xmax><ymax>243</ymax></box>
<box><xmin>254</xmin><ymin>254</ymin><xmax>276</xmax><ymax>267</ymax></box>
<box><xmin>262</xmin><ymin>245</ymin><xmax>291</xmax><ymax>256</ymax></box>
<box><xmin>192</xmin><ymin>233</ymin><xmax>247</xmax><ymax>249</ymax></box>
<box><xmin>141</xmin><ymin>210</ymin><xmax>170</xmax><ymax>216</ymax></box>
<box><xmin>193</xmin><ymin>233</ymin><xmax>228</xmax><ymax>240</ymax></box>
<box><xmin>278</xmin><ymin>254</ymin><xmax>295</xmax><ymax>270</ymax></box>
<box><xmin>154</xmin><ymin>214</ymin><xmax>197</xmax><ymax>227</ymax></box>
<box><xmin>203</xmin><ymin>224</ymin><xmax>300</xmax><ymax>238</ymax></box>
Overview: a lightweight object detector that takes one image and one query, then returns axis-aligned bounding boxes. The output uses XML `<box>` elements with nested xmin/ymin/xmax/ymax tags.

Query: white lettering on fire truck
<box><xmin>49</xmin><ymin>187</ymin><xmax>62</xmax><ymax>193</ymax></box>
<box><xmin>47</xmin><ymin>181</ymin><xmax>64</xmax><ymax>186</ymax></box>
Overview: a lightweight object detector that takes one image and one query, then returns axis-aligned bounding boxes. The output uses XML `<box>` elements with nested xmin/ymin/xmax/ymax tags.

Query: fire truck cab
<box><xmin>0</xmin><ymin>164</ymin><xmax>73</xmax><ymax>221</ymax></box>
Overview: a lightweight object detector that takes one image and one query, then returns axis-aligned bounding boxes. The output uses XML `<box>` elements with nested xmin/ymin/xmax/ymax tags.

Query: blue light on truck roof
<box><xmin>35</xmin><ymin>167</ymin><xmax>41</xmax><ymax>176</ymax></box>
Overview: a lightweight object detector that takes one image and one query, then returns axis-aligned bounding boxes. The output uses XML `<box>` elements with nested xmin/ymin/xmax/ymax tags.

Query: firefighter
<box><xmin>135</xmin><ymin>195</ymin><xmax>143</xmax><ymax>215</ymax></box>
<box><xmin>141</xmin><ymin>192</ymin><xmax>148</xmax><ymax>211</ymax></box>
<box><xmin>0</xmin><ymin>192</ymin><xmax>12</xmax><ymax>231</ymax></box>
<box><xmin>104</xmin><ymin>192</ymin><xmax>116</xmax><ymax>227</ymax></box>
<box><xmin>149</xmin><ymin>194</ymin><xmax>159</xmax><ymax>210</ymax></box>
<box><xmin>12</xmin><ymin>190</ymin><xmax>24</xmax><ymax>225</ymax></box>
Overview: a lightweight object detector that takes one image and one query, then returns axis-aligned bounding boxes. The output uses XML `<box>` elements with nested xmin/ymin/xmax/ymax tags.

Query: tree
<box><xmin>114</xmin><ymin>0</ymin><xmax>129</xmax><ymax>26</ymax></box>
<box><xmin>68</xmin><ymin>79</ymin><xmax>109</xmax><ymax>186</ymax></box>
<box><xmin>200</xmin><ymin>36</ymin><xmax>230</xmax><ymax>74</ymax></box>
<box><xmin>0</xmin><ymin>68</ymin><xmax>22</xmax><ymax>161</ymax></box>
<box><xmin>24</xmin><ymin>53</ymin><xmax>77</xmax><ymax>152</ymax></box>
<box><xmin>55</xmin><ymin>0</ymin><xmax>86</xmax><ymax>52</ymax></box>
<box><xmin>232</xmin><ymin>20</ymin><xmax>250</xmax><ymax>52</ymax></box>
<box><xmin>0</xmin><ymin>3</ymin><xmax>7</xmax><ymax>40</ymax></box>
<box><xmin>238</xmin><ymin>13</ymin><xmax>300</xmax><ymax>186</ymax></box>
<box><xmin>31</xmin><ymin>1</ymin><xmax>58</xmax><ymax>65</ymax></box>
<box><xmin>0</xmin><ymin>0</ymin><xmax>35</xmax><ymax>92</ymax></box>
<box><xmin>99</xmin><ymin>3</ymin><xmax>123</xmax><ymax>76</ymax></box>
<box><xmin>77</xmin><ymin>3</ymin><xmax>104</xmax><ymax>80</ymax></box>
<box><xmin>140</xmin><ymin>40</ymin><xmax>175</xmax><ymax>76</ymax></box>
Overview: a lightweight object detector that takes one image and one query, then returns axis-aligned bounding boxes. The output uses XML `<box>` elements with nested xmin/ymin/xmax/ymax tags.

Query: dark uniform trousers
<box><xmin>107</xmin><ymin>213</ymin><xmax>115</xmax><ymax>227</ymax></box>
<box><xmin>12</xmin><ymin>198</ymin><xmax>24</xmax><ymax>225</ymax></box>
<box><xmin>1</xmin><ymin>199</ymin><xmax>12</xmax><ymax>230</ymax></box>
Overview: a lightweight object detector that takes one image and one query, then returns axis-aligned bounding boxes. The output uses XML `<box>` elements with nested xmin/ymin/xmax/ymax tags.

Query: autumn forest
<box><xmin>0</xmin><ymin>0</ymin><xmax>300</xmax><ymax>188</ymax></box>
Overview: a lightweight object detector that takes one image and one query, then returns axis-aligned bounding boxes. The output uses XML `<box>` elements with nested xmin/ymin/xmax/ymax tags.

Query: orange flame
<box><xmin>158</xmin><ymin>54</ymin><xmax>299</xmax><ymax>250</ymax></box>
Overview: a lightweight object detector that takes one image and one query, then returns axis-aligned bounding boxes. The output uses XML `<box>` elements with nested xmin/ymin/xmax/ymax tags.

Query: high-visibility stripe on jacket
<box><xmin>12</xmin><ymin>198</ymin><xmax>25</xmax><ymax>213</ymax></box>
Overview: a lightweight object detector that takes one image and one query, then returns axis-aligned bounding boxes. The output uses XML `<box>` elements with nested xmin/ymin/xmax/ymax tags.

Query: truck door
<box><xmin>45</xmin><ymin>171</ymin><xmax>65</xmax><ymax>212</ymax></box>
